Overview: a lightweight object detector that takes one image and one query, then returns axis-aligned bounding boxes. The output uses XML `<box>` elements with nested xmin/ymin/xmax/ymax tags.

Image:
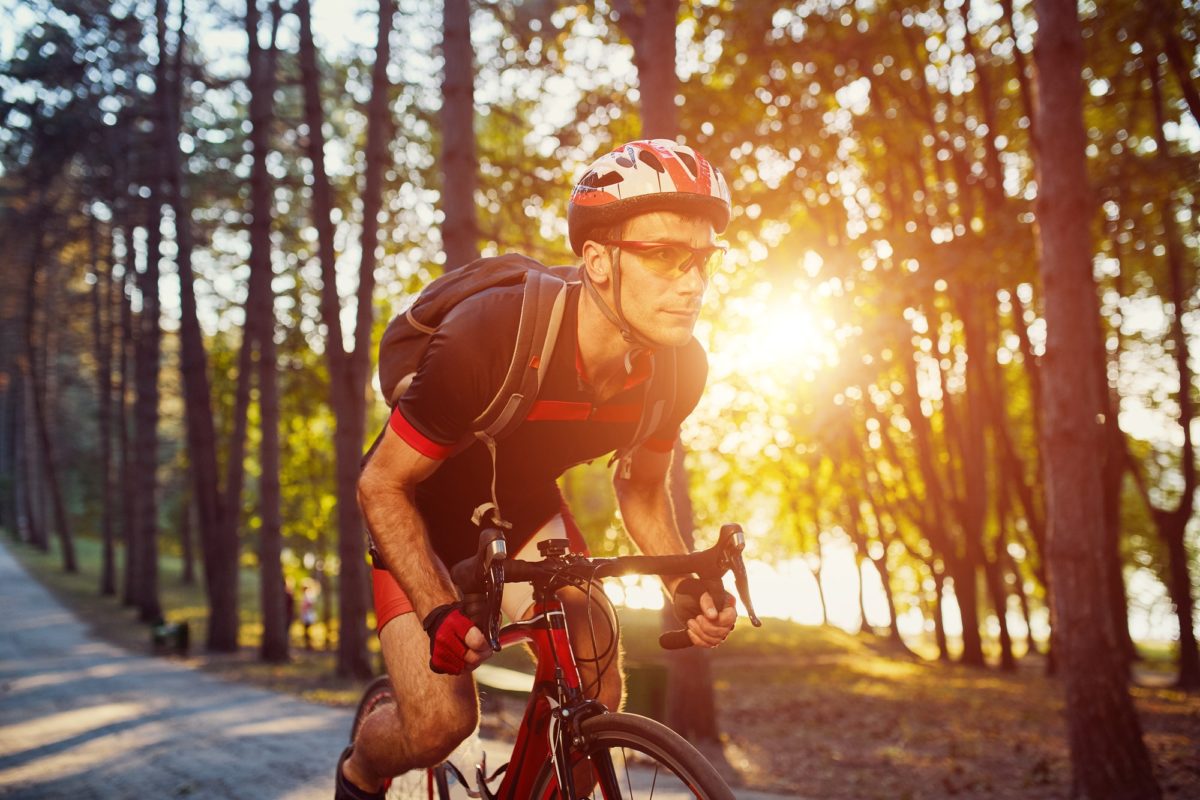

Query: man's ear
<box><xmin>580</xmin><ymin>240</ymin><xmax>611</xmax><ymax>287</ymax></box>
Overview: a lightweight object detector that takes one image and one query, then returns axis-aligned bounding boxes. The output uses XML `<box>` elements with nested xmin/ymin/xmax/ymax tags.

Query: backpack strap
<box><xmin>470</xmin><ymin>270</ymin><xmax>571</xmax><ymax>529</ymax></box>
<box><xmin>611</xmin><ymin>346</ymin><xmax>678</xmax><ymax>479</ymax></box>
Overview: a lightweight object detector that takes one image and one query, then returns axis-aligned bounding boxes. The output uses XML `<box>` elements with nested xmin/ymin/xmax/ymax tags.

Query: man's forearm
<box><xmin>359</xmin><ymin>482</ymin><xmax>458</xmax><ymax>620</ymax></box>
<box><xmin>614</xmin><ymin>476</ymin><xmax>691</xmax><ymax>595</ymax></box>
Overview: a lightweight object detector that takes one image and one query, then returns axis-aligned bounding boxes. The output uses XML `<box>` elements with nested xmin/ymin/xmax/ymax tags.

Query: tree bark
<box><xmin>117</xmin><ymin>227</ymin><xmax>138</xmax><ymax>606</ymax></box>
<box><xmin>1031</xmin><ymin>1</ymin><xmax>1161</xmax><ymax>795</ymax></box>
<box><xmin>246</xmin><ymin>0</ymin><xmax>288</xmax><ymax>664</ymax></box>
<box><xmin>91</xmin><ymin>210</ymin><xmax>117</xmax><ymax>595</ymax></box>
<box><xmin>440</xmin><ymin>0</ymin><xmax>480</xmax><ymax>269</ymax></box>
<box><xmin>311</xmin><ymin>0</ymin><xmax>393</xmax><ymax>681</ymax></box>
<box><xmin>25</xmin><ymin>223</ymin><xmax>77</xmax><ymax>573</ymax></box>
<box><xmin>662</xmin><ymin>441</ymin><xmax>721</xmax><ymax>745</ymax></box>
<box><xmin>1145</xmin><ymin>50</ymin><xmax>1199</xmax><ymax>690</ymax></box>
<box><xmin>165</xmin><ymin>0</ymin><xmax>241</xmax><ymax>651</ymax></box>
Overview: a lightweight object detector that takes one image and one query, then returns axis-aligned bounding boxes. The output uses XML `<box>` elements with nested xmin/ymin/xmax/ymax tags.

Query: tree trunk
<box><xmin>1146</xmin><ymin>52</ymin><xmax>1199</xmax><ymax>690</ymax></box>
<box><xmin>25</xmin><ymin>228</ymin><xmax>77</xmax><ymax>573</ymax></box>
<box><xmin>324</xmin><ymin>0</ymin><xmax>393</xmax><ymax>681</ymax></box>
<box><xmin>133</xmin><ymin>196</ymin><xmax>162</xmax><ymax>623</ymax></box>
<box><xmin>932</xmin><ymin>566</ymin><xmax>950</xmax><ymax>661</ymax></box>
<box><xmin>440</xmin><ymin>0</ymin><xmax>479</xmax><ymax>269</ymax></box>
<box><xmin>1031</xmin><ymin>1</ymin><xmax>1161</xmax><ymax>795</ymax></box>
<box><xmin>166</xmin><ymin>0</ymin><xmax>241</xmax><ymax>650</ymax></box>
<box><xmin>20</xmin><ymin>370</ymin><xmax>45</xmax><ymax>551</ymax></box>
<box><xmin>662</xmin><ymin>441</ymin><xmax>721</xmax><ymax>745</ymax></box>
<box><xmin>117</xmin><ymin>230</ymin><xmax>138</xmax><ymax>606</ymax></box>
<box><xmin>180</xmin><ymin>489</ymin><xmax>195</xmax><ymax>586</ymax></box>
<box><xmin>91</xmin><ymin>211</ymin><xmax>117</xmax><ymax>595</ymax></box>
<box><xmin>246</xmin><ymin>0</ymin><xmax>288</xmax><ymax>664</ymax></box>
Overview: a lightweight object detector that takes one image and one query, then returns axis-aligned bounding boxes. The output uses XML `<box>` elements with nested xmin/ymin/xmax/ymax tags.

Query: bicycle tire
<box><xmin>351</xmin><ymin>675</ymin><xmax>396</xmax><ymax>743</ymax></box>
<box><xmin>529</xmin><ymin>712</ymin><xmax>735</xmax><ymax>800</ymax></box>
<box><xmin>349</xmin><ymin>675</ymin><xmax>450</xmax><ymax>800</ymax></box>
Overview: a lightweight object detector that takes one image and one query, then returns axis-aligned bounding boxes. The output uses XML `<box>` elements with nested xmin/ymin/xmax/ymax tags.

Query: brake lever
<box><xmin>482</xmin><ymin>536</ymin><xmax>507</xmax><ymax>652</ymax></box>
<box><xmin>719</xmin><ymin>523</ymin><xmax>762</xmax><ymax>628</ymax></box>
<box><xmin>485</xmin><ymin>562</ymin><xmax>504</xmax><ymax>651</ymax></box>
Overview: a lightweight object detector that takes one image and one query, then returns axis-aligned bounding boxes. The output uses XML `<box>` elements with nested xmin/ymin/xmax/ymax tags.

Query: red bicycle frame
<box><xmin>492</xmin><ymin>599</ymin><xmax>585</xmax><ymax>799</ymax></box>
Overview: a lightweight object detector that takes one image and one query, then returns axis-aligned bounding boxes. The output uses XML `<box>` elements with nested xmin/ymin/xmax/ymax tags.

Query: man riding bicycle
<box><xmin>338</xmin><ymin>139</ymin><xmax>740</xmax><ymax>800</ymax></box>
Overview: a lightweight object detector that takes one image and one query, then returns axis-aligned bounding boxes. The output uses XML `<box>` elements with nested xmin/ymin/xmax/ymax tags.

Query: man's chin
<box><xmin>651</xmin><ymin>326</ymin><xmax>696</xmax><ymax>349</ymax></box>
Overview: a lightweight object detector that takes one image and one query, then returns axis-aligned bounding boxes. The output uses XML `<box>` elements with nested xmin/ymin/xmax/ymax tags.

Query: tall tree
<box><xmin>1030</xmin><ymin>0</ymin><xmax>1161</xmax><ymax>796</ymax></box>
<box><xmin>609</xmin><ymin>0</ymin><xmax>724</xmax><ymax>749</ymax></box>
<box><xmin>166</xmin><ymin>0</ymin><xmax>244</xmax><ymax>652</ymax></box>
<box><xmin>1139</xmin><ymin>43</ymin><xmax>1199</xmax><ymax>690</ymax></box>
<box><xmin>24</xmin><ymin>198</ymin><xmax>77</xmax><ymax>573</ymax></box>
<box><xmin>129</xmin><ymin>0</ymin><xmax>173</xmax><ymax>624</ymax></box>
<box><xmin>297</xmin><ymin>0</ymin><xmax>395</xmax><ymax>680</ymax></box>
<box><xmin>245</xmin><ymin>0</ymin><xmax>289</xmax><ymax>664</ymax></box>
<box><xmin>441</xmin><ymin>0</ymin><xmax>480</xmax><ymax>269</ymax></box>
<box><xmin>90</xmin><ymin>207</ymin><xmax>117</xmax><ymax>595</ymax></box>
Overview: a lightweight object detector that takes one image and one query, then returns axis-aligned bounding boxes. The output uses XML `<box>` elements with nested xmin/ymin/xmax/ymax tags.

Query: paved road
<box><xmin>0</xmin><ymin>542</ymin><xmax>792</xmax><ymax>799</ymax></box>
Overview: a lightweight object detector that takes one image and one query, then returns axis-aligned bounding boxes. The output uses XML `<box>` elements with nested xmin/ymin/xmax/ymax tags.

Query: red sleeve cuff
<box><xmin>389</xmin><ymin>408</ymin><xmax>455</xmax><ymax>460</ymax></box>
<box><xmin>643</xmin><ymin>437</ymin><xmax>677</xmax><ymax>453</ymax></box>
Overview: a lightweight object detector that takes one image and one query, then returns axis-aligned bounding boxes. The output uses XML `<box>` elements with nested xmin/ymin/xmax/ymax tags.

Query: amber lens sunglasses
<box><xmin>604</xmin><ymin>240</ymin><xmax>727</xmax><ymax>280</ymax></box>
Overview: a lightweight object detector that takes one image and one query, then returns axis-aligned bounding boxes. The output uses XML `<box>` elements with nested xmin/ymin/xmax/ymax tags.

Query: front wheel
<box><xmin>350</xmin><ymin>675</ymin><xmax>450</xmax><ymax>800</ymax></box>
<box><xmin>531</xmin><ymin>712</ymin><xmax>735</xmax><ymax>800</ymax></box>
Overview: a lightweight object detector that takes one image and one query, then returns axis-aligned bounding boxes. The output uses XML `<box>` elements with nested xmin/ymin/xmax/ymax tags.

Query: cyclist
<box><xmin>338</xmin><ymin>139</ymin><xmax>740</xmax><ymax>800</ymax></box>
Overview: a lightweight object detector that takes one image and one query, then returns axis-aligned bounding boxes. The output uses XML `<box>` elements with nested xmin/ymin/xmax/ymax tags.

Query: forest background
<box><xmin>0</xmin><ymin>0</ymin><xmax>1197</xmax><ymax>798</ymax></box>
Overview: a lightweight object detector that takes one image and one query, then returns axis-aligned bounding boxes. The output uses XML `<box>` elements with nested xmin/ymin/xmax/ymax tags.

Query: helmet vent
<box><xmin>676</xmin><ymin>151</ymin><xmax>699</xmax><ymax>178</ymax></box>
<box><xmin>581</xmin><ymin>170</ymin><xmax>622</xmax><ymax>188</ymax></box>
<box><xmin>637</xmin><ymin>150</ymin><xmax>665</xmax><ymax>173</ymax></box>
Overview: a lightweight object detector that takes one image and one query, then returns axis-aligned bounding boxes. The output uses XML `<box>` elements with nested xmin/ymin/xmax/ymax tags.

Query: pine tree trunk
<box><xmin>611</xmin><ymin>0</ymin><xmax>723</xmax><ymax>747</ymax></box>
<box><xmin>91</xmin><ymin>211</ymin><xmax>117</xmax><ymax>595</ymax></box>
<box><xmin>933</xmin><ymin>567</ymin><xmax>950</xmax><ymax>662</ymax></box>
<box><xmin>331</xmin><ymin>0</ymin><xmax>392</xmax><ymax>681</ymax></box>
<box><xmin>440</xmin><ymin>0</ymin><xmax>479</xmax><ymax>270</ymax></box>
<box><xmin>133</xmin><ymin>190</ymin><xmax>163</xmax><ymax>623</ymax></box>
<box><xmin>1146</xmin><ymin>53</ymin><xmax>1199</xmax><ymax>691</ymax></box>
<box><xmin>1031</xmin><ymin>1</ymin><xmax>1161</xmax><ymax>794</ymax></box>
<box><xmin>118</xmin><ymin>239</ymin><xmax>138</xmax><ymax>606</ymax></box>
<box><xmin>180</xmin><ymin>489</ymin><xmax>195</xmax><ymax>586</ymax></box>
<box><xmin>166</xmin><ymin>0</ymin><xmax>240</xmax><ymax>649</ymax></box>
<box><xmin>245</xmin><ymin>0</ymin><xmax>288</xmax><ymax>664</ymax></box>
<box><xmin>662</xmin><ymin>441</ymin><xmax>720</xmax><ymax>744</ymax></box>
<box><xmin>26</xmin><ymin>246</ymin><xmax>77</xmax><ymax>574</ymax></box>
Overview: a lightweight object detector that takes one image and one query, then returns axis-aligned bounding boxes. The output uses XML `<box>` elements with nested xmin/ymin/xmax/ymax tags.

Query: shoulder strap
<box><xmin>469</xmin><ymin>270</ymin><xmax>571</xmax><ymax>529</ymax></box>
<box><xmin>612</xmin><ymin>346</ymin><xmax>678</xmax><ymax>479</ymax></box>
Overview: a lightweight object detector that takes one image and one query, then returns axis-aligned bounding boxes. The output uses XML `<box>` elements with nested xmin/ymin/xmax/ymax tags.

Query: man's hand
<box><xmin>671</xmin><ymin>577</ymin><xmax>737</xmax><ymax>648</ymax></box>
<box><xmin>422</xmin><ymin>603</ymin><xmax>492</xmax><ymax>674</ymax></box>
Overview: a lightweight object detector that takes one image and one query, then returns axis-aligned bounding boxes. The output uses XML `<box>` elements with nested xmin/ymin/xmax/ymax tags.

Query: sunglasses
<box><xmin>604</xmin><ymin>239</ymin><xmax>727</xmax><ymax>280</ymax></box>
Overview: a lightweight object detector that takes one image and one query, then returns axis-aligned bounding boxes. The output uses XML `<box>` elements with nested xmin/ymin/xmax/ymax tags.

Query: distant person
<box><xmin>301</xmin><ymin>579</ymin><xmax>319</xmax><ymax>651</ymax></box>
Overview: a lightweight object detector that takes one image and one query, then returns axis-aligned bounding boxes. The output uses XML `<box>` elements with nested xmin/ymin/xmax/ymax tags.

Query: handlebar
<box><xmin>449</xmin><ymin>523</ymin><xmax>763</xmax><ymax>651</ymax></box>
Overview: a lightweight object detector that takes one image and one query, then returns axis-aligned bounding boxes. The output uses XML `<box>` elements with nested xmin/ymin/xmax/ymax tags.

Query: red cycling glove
<box><xmin>422</xmin><ymin>603</ymin><xmax>478</xmax><ymax>675</ymax></box>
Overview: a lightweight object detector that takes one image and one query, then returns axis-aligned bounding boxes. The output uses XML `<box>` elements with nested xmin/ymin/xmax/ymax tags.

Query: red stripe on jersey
<box><xmin>526</xmin><ymin>400</ymin><xmax>641</xmax><ymax>423</ymax></box>
<box><xmin>643</xmin><ymin>437</ymin><xmax>677</xmax><ymax>453</ymax></box>
<box><xmin>389</xmin><ymin>408</ymin><xmax>456</xmax><ymax>460</ymax></box>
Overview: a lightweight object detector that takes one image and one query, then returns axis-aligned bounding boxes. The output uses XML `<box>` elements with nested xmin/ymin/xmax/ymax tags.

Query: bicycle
<box><xmin>349</xmin><ymin>523</ymin><xmax>762</xmax><ymax>799</ymax></box>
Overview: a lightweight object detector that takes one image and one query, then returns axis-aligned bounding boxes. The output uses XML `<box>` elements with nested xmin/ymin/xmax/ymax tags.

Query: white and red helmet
<box><xmin>568</xmin><ymin>139</ymin><xmax>732</xmax><ymax>255</ymax></box>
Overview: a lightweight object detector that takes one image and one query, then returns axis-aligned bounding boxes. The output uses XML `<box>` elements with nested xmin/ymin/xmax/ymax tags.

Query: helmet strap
<box><xmin>582</xmin><ymin>247</ymin><xmax>656</xmax><ymax>351</ymax></box>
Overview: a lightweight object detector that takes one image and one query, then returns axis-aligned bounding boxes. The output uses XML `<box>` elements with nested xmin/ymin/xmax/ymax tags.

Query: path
<box><xmin>0</xmin><ymin>542</ymin><xmax>792</xmax><ymax>799</ymax></box>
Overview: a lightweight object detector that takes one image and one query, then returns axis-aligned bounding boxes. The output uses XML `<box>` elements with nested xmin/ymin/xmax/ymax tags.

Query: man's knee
<box><xmin>375</xmin><ymin>685</ymin><xmax>480</xmax><ymax>767</ymax></box>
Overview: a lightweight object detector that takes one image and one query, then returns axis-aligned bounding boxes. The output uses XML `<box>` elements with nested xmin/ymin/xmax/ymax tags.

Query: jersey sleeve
<box><xmin>643</xmin><ymin>338</ymin><xmax>708</xmax><ymax>452</ymax></box>
<box><xmin>391</xmin><ymin>289</ymin><xmax>520</xmax><ymax>458</ymax></box>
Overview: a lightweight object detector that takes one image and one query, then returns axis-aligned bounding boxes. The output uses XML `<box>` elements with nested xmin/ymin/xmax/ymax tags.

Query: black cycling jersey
<box><xmin>388</xmin><ymin>281</ymin><xmax>707</xmax><ymax>567</ymax></box>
